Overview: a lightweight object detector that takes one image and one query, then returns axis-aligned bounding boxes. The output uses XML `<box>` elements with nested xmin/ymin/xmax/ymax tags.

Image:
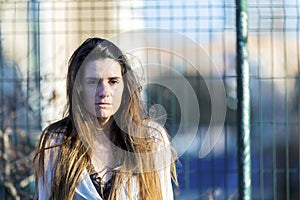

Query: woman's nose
<box><xmin>96</xmin><ymin>82</ymin><xmax>109</xmax><ymax>98</ymax></box>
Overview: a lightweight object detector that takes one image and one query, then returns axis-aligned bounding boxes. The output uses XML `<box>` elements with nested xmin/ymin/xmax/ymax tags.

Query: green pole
<box><xmin>236</xmin><ymin>0</ymin><xmax>251</xmax><ymax>199</ymax></box>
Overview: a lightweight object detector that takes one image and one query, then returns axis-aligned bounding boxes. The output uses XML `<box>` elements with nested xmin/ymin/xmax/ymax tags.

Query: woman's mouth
<box><xmin>95</xmin><ymin>102</ymin><xmax>111</xmax><ymax>107</ymax></box>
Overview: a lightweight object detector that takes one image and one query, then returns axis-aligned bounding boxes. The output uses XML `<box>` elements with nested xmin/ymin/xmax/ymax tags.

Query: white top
<box><xmin>37</xmin><ymin>122</ymin><xmax>175</xmax><ymax>200</ymax></box>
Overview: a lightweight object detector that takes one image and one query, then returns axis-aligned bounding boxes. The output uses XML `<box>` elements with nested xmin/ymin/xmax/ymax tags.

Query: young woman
<box><xmin>34</xmin><ymin>38</ymin><xmax>177</xmax><ymax>200</ymax></box>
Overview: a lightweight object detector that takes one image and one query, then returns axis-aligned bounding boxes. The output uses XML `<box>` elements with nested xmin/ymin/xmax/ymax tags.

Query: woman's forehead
<box><xmin>82</xmin><ymin>58</ymin><xmax>122</xmax><ymax>78</ymax></box>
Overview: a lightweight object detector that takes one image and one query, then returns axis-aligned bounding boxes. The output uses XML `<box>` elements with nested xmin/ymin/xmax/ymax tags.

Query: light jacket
<box><xmin>38</xmin><ymin>122</ymin><xmax>175</xmax><ymax>200</ymax></box>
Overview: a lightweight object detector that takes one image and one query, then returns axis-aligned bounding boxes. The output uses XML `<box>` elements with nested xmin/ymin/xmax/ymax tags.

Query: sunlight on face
<box><xmin>81</xmin><ymin>58</ymin><xmax>124</xmax><ymax>124</ymax></box>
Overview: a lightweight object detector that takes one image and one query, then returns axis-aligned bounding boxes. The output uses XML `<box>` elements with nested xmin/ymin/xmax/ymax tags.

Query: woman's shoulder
<box><xmin>40</xmin><ymin>117</ymin><xmax>71</xmax><ymax>146</ymax></box>
<box><xmin>43</xmin><ymin>117</ymin><xmax>70</xmax><ymax>133</ymax></box>
<box><xmin>143</xmin><ymin>119</ymin><xmax>170</xmax><ymax>146</ymax></box>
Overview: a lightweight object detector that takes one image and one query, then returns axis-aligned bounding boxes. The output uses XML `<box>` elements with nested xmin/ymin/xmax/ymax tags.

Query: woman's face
<box><xmin>81</xmin><ymin>58</ymin><xmax>124</xmax><ymax>124</ymax></box>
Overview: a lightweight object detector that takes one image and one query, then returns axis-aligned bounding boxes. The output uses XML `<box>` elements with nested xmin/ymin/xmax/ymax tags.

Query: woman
<box><xmin>34</xmin><ymin>38</ymin><xmax>177</xmax><ymax>200</ymax></box>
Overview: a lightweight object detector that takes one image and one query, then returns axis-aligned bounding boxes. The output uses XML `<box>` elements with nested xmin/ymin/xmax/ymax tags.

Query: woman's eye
<box><xmin>109</xmin><ymin>79</ymin><xmax>119</xmax><ymax>85</ymax></box>
<box><xmin>86</xmin><ymin>79</ymin><xmax>98</xmax><ymax>85</ymax></box>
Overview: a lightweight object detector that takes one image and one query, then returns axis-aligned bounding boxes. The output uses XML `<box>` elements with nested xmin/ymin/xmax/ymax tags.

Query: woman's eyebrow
<box><xmin>108</xmin><ymin>76</ymin><xmax>122</xmax><ymax>79</ymax></box>
<box><xmin>84</xmin><ymin>77</ymin><xmax>99</xmax><ymax>80</ymax></box>
<box><xmin>84</xmin><ymin>76</ymin><xmax>122</xmax><ymax>80</ymax></box>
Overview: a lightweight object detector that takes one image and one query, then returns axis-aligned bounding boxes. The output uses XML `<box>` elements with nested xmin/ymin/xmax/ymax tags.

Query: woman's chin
<box><xmin>97</xmin><ymin>116</ymin><xmax>112</xmax><ymax>126</ymax></box>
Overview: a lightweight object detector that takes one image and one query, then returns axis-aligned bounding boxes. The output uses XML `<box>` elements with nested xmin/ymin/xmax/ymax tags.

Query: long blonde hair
<box><xmin>34</xmin><ymin>38</ymin><xmax>177</xmax><ymax>200</ymax></box>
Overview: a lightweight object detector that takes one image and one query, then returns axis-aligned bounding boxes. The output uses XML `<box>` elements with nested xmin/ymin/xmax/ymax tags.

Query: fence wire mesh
<box><xmin>0</xmin><ymin>0</ymin><xmax>299</xmax><ymax>199</ymax></box>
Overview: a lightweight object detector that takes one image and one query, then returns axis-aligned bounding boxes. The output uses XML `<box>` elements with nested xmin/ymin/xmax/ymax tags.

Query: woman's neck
<box><xmin>97</xmin><ymin>117</ymin><xmax>113</xmax><ymax>139</ymax></box>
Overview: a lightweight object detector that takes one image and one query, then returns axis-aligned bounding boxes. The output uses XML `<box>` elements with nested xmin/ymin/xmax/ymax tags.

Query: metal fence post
<box><xmin>28</xmin><ymin>0</ymin><xmax>41</xmax><ymax>131</ymax></box>
<box><xmin>236</xmin><ymin>0</ymin><xmax>251</xmax><ymax>199</ymax></box>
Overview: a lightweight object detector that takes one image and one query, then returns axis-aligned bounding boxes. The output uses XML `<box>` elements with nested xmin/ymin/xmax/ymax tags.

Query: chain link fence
<box><xmin>0</xmin><ymin>0</ymin><xmax>299</xmax><ymax>199</ymax></box>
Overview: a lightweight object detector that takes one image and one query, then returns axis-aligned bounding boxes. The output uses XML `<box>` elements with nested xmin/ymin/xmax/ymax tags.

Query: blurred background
<box><xmin>0</xmin><ymin>0</ymin><xmax>299</xmax><ymax>199</ymax></box>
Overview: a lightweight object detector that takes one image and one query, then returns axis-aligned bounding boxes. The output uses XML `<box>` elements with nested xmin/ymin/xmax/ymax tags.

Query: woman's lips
<box><xmin>95</xmin><ymin>102</ymin><xmax>111</xmax><ymax>107</ymax></box>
